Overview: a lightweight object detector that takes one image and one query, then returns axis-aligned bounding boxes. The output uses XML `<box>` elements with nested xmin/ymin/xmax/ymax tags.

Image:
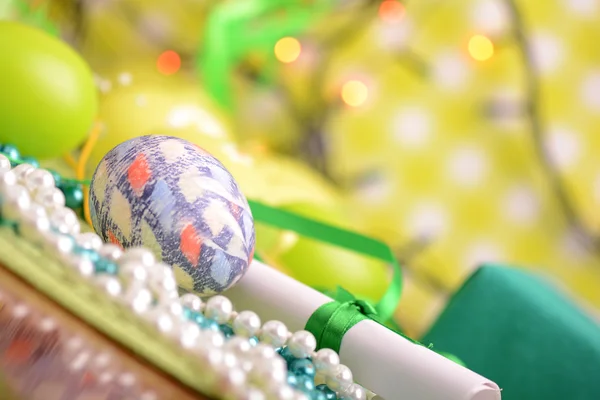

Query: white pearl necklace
<box><xmin>0</xmin><ymin>155</ymin><xmax>370</xmax><ymax>400</ymax></box>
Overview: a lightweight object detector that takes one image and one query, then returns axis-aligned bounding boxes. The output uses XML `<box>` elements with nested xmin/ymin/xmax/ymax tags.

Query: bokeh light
<box><xmin>157</xmin><ymin>50</ymin><xmax>181</xmax><ymax>75</ymax></box>
<box><xmin>379</xmin><ymin>0</ymin><xmax>406</xmax><ymax>23</ymax></box>
<box><xmin>274</xmin><ymin>37</ymin><xmax>302</xmax><ymax>64</ymax></box>
<box><xmin>468</xmin><ymin>35</ymin><xmax>494</xmax><ymax>61</ymax></box>
<box><xmin>341</xmin><ymin>80</ymin><xmax>369</xmax><ymax>107</ymax></box>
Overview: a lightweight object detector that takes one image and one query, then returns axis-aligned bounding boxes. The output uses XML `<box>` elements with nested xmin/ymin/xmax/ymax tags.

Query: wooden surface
<box><xmin>0</xmin><ymin>264</ymin><xmax>211</xmax><ymax>400</ymax></box>
<box><xmin>0</xmin><ymin>226</ymin><xmax>214</xmax><ymax>400</ymax></box>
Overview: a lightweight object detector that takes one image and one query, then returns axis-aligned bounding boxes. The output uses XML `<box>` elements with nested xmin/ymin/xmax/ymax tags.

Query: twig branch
<box><xmin>395</xmin><ymin>238</ymin><xmax>450</xmax><ymax>294</ymax></box>
<box><xmin>503</xmin><ymin>0</ymin><xmax>600</xmax><ymax>253</ymax></box>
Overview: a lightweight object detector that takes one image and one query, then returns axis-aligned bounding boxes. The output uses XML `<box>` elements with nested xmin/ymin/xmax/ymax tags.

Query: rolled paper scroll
<box><xmin>227</xmin><ymin>261</ymin><xmax>502</xmax><ymax>400</ymax></box>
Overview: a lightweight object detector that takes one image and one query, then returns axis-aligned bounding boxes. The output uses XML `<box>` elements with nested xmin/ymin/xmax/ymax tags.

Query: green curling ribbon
<box><xmin>10</xmin><ymin>0</ymin><xmax>59</xmax><ymax>36</ymax></box>
<box><xmin>199</xmin><ymin>0</ymin><xmax>338</xmax><ymax>109</ymax></box>
<box><xmin>247</xmin><ymin>200</ymin><xmax>402</xmax><ymax>323</ymax></box>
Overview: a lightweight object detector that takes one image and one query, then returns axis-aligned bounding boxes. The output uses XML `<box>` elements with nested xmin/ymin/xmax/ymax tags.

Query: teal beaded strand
<box><xmin>180</xmin><ymin>308</ymin><xmax>347</xmax><ymax>399</ymax></box>
<box><xmin>61</xmin><ymin>181</ymin><xmax>85</xmax><ymax>212</ymax></box>
<box><xmin>0</xmin><ymin>144</ymin><xmax>20</xmax><ymax>162</ymax></box>
<box><xmin>276</xmin><ymin>346</ymin><xmax>341</xmax><ymax>399</ymax></box>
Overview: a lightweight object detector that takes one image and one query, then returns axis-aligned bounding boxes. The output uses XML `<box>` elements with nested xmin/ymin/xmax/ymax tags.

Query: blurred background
<box><xmin>3</xmin><ymin>0</ymin><xmax>600</xmax><ymax>339</ymax></box>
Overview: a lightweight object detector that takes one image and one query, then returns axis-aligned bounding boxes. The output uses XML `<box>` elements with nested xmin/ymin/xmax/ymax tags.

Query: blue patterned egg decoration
<box><xmin>89</xmin><ymin>135</ymin><xmax>256</xmax><ymax>296</ymax></box>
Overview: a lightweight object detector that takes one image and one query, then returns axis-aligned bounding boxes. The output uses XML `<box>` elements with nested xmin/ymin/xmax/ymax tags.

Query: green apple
<box><xmin>0</xmin><ymin>22</ymin><xmax>97</xmax><ymax>159</ymax></box>
<box><xmin>272</xmin><ymin>202</ymin><xmax>390</xmax><ymax>302</ymax></box>
<box><xmin>87</xmin><ymin>70</ymin><xmax>234</xmax><ymax>176</ymax></box>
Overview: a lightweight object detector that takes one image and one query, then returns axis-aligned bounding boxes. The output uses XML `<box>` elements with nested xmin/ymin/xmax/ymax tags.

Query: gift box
<box><xmin>423</xmin><ymin>265</ymin><xmax>600</xmax><ymax>400</ymax></box>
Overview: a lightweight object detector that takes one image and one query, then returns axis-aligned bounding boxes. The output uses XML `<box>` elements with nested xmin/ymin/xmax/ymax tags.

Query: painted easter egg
<box><xmin>89</xmin><ymin>135</ymin><xmax>255</xmax><ymax>296</ymax></box>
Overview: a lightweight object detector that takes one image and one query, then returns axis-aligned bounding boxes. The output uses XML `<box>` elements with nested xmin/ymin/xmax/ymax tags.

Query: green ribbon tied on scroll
<box><xmin>305</xmin><ymin>286</ymin><xmax>410</xmax><ymax>353</ymax></box>
<box><xmin>248</xmin><ymin>200</ymin><xmax>403</xmax><ymax>323</ymax></box>
<box><xmin>249</xmin><ymin>200</ymin><xmax>465</xmax><ymax>366</ymax></box>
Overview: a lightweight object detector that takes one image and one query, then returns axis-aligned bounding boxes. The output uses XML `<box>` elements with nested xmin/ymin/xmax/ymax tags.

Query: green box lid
<box><xmin>424</xmin><ymin>265</ymin><xmax>600</xmax><ymax>400</ymax></box>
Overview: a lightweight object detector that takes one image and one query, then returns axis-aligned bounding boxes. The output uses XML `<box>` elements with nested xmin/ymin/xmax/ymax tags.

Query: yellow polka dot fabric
<box><xmin>315</xmin><ymin>0</ymin><xmax>600</xmax><ymax>336</ymax></box>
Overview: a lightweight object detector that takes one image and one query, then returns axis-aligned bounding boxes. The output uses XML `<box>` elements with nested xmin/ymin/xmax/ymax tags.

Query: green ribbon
<box><xmin>248</xmin><ymin>200</ymin><xmax>465</xmax><ymax>365</ymax></box>
<box><xmin>248</xmin><ymin>200</ymin><xmax>402</xmax><ymax>322</ymax></box>
<box><xmin>305</xmin><ymin>287</ymin><xmax>385</xmax><ymax>353</ymax></box>
<box><xmin>304</xmin><ymin>287</ymin><xmax>467</xmax><ymax>367</ymax></box>
<box><xmin>199</xmin><ymin>0</ymin><xmax>339</xmax><ymax>109</ymax></box>
<box><xmin>305</xmin><ymin>287</ymin><xmax>421</xmax><ymax>353</ymax></box>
